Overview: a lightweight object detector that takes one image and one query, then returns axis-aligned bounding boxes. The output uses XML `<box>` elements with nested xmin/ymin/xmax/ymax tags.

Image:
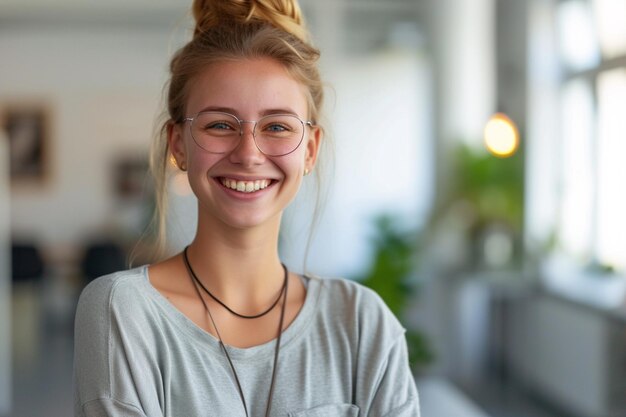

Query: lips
<box><xmin>219</xmin><ymin>177</ymin><xmax>274</xmax><ymax>193</ymax></box>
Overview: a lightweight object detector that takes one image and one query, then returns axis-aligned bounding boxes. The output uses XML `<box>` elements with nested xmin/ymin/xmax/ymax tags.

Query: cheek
<box><xmin>277</xmin><ymin>153</ymin><xmax>306</xmax><ymax>178</ymax></box>
<box><xmin>187</xmin><ymin>148</ymin><xmax>220</xmax><ymax>171</ymax></box>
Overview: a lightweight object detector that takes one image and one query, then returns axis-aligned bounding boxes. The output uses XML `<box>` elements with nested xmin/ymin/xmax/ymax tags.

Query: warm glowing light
<box><xmin>484</xmin><ymin>113</ymin><xmax>519</xmax><ymax>157</ymax></box>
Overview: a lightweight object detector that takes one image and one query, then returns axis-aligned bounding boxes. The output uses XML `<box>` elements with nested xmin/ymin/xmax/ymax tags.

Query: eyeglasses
<box><xmin>182</xmin><ymin>111</ymin><xmax>314</xmax><ymax>157</ymax></box>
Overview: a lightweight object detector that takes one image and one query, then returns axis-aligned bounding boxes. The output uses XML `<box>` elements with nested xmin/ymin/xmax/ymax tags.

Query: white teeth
<box><xmin>220</xmin><ymin>178</ymin><xmax>270</xmax><ymax>193</ymax></box>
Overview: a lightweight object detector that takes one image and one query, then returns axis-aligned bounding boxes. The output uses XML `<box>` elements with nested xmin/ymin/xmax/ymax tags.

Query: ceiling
<box><xmin>0</xmin><ymin>0</ymin><xmax>425</xmax><ymax>54</ymax></box>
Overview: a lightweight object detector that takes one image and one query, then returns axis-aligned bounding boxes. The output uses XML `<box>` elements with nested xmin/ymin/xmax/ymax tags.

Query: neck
<box><xmin>185</xmin><ymin>211</ymin><xmax>285</xmax><ymax>310</ymax></box>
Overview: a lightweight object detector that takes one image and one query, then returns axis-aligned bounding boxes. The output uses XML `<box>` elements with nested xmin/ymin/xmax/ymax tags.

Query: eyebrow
<box><xmin>196</xmin><ymin>106</ymin><xmax>301</xmax><ymax>118</ymax></box>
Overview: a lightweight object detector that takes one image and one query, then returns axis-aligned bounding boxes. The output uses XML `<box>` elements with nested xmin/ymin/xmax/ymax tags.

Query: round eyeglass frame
<box><xmin>182</xmin><ymin>111</ymin><xmax>315</xmax><ymax>157</ymax></box>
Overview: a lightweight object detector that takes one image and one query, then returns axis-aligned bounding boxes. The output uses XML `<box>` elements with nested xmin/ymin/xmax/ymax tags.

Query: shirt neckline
<box><xmin>138</xmin><ymin>265</ymin><xmax>321</xmax><ymax>362</ymax></box>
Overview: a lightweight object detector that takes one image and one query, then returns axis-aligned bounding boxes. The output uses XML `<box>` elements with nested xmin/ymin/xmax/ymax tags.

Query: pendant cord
<box><xmin>265</xmin><ymin>266</ymin><xmax>288</xmax><ymax>417</ymax></box>
<box><xmin>184</xmin><ymin>246</ymin><xmax>286</xmax><ymax>319</ymax></box>
<box><xmin>182</xmin><ymin>246</ymin><xmax>288</xmax><ymax>417</ymax></box>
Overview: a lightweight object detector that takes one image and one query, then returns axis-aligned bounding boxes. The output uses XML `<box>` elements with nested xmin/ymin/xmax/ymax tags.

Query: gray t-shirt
<box><xmin>74</xmin><ymin>266</ymin><xmax>420</xmax><ymax>417</ymax></box>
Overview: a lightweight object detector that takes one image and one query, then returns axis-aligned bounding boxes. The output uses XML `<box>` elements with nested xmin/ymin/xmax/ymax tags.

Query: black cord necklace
<box><xmin>182</xmin><ymin>247</ymin><xmax>288</xmax><ymax>417</ymax></box>
<box><xmin>184</xmin><ymin>246</ymin><xmax>287</xmax><ymax>319</ymax></box>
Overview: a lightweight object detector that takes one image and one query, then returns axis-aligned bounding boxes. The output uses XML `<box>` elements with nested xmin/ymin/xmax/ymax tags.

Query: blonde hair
<box><xmin>148</xmin><ymin>0</ymin><xmax>326</xmax><ymax>261</ymax></box>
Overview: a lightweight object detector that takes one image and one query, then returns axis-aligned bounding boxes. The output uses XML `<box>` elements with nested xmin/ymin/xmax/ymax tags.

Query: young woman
<box><xmin>74</xmin><ymin>1</ymin><xmax>420</xmax><ymax>416</ymax></box>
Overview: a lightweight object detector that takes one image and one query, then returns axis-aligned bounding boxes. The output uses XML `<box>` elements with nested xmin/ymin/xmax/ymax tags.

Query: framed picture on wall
<box><xmin>112</xmin><ymin>155</ymin><xmax>150</xmax><ymax>201</ymax></box>
<box><xmin>1</xmin><ymin>103</ymin><xmax>50</xmax><ymax>185</ymax></box>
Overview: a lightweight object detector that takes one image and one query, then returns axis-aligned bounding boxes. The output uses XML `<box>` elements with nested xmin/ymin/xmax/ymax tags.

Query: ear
<box><xmin>167</xmin><ymin>121</ymin><xmax>187</xmax><ymax>169</ymax></box>
<box><xmin>304</xmin><ymin>125</ymin><xmax>322</xmax><ymax>173</ymax></box>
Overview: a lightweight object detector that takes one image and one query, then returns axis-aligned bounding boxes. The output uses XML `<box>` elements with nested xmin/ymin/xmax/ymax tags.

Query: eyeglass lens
<box><xmin>189</xmin><ymin>112</ymin><xmax>305</xmax><ymax>156</ymax></box>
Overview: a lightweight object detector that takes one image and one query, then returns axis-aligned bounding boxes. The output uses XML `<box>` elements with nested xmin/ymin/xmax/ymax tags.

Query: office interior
<box><xmin>1</xmin><ymin>0</ymin><xmax>625</xmax><ymax>416</ymax></box>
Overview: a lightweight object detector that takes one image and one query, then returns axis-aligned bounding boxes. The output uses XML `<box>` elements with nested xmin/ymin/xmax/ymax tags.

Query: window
<box><xmin>554</xmin><ymin>0</ymin><xmax>626</xmax><ymax>271</ymax></box>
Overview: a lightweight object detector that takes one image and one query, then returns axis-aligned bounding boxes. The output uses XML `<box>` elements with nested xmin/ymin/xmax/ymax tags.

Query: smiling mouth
<box><xmin>219</xmin><ymin>177</ymin><xmax>274</xmax><ymax>193</ymax></box>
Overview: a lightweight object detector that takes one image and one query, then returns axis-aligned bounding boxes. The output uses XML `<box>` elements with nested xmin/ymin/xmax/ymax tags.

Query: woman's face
<box><xmin>169</xmin><ymin>57</ymin><xmax>320</xmax><ymax>231</ymax></box>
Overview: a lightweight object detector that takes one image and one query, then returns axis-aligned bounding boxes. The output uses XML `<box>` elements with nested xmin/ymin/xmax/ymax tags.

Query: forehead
<box><xmin>185</xmin><ymin>58</ymin><xmax>309</xmax><ymax>117</ymax></box>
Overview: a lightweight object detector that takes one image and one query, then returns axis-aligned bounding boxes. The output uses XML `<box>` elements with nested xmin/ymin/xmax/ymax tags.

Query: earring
<box><xmin>170</xmin><ymin>155</ymin><xmax>186</xmax><ymax>171</ymax></box>
<box><xmin>304</xmin><ymin>168</ymin><xmax>310</xmax><ymax>176</ymax></box>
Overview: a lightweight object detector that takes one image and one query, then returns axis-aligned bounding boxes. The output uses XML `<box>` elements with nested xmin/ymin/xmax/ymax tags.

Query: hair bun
<box><xmin>192</xmin><ymin>0</ymin><xmax>309</xmax><ymax>42</ymax></box>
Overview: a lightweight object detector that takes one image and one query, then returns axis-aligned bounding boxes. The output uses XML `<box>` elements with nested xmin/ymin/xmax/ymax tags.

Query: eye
<box><xmin>259</xmin><ymin>117</ymin><xmax>298</xmax><ymax>135</ymax></box>
<box><xmin>195</xmin><ymin>116</ymin><xmax>239</xmax><ymax>136</ymax></box>
<box><xmin>206</xmin><ymin>121</ymin><xmax>235</xmax><ymax>131</ymax></box>
<box><xmin>265</xmin><ymin>123</ymin><xmax>290</xmax><ymax>132</ymax></box>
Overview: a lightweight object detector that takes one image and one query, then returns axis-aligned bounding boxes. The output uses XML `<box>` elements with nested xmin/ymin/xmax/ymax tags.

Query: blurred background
<box><xmin>1</xmin><ymin>0</ymin><xmax>625</xmax><ymax>416</ymax></box>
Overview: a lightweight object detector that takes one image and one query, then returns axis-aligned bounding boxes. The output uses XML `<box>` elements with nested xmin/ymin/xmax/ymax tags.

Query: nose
<box><xmin>228</xmin><ymin>122</ymin><xmax>265</xmax><ymax>166</ymax></box>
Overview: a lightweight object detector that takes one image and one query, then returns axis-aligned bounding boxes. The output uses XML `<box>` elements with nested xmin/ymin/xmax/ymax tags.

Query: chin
<box><xmin>216</xmin><ymin>209</ymin><xmax>282</xmax><ymax>231</ymax></box>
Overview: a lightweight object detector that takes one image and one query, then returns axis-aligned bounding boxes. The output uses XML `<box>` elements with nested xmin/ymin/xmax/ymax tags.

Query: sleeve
<box><xmin>73</xmin><ymin>275</ymin><xmax>150</xmax><ymax>417</ymax></box>
<box><xmin>78</xmin><ymin>398</ymin><xmax>148</xmax><ymax>417</ymax></box>
<box><xmin>350</xmin><ymin>283</ymin><xmax>420</xmax><ymax>417</ymax></box>
<box><xmin>367</xmin><ymin>334</ymin><xmax>421</xmax><ymax>417</ymax></box>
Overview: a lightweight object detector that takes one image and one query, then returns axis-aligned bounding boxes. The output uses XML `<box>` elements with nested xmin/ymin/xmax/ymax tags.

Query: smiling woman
<box><xmin>168</xmin><ymin>57</ymin><xmax>318</xmax><ymax>231</ymax></box>
<box><xmin>73</xmin><ymin>1</ymin><xmax>420</xmax><ymax>416</ymax></box>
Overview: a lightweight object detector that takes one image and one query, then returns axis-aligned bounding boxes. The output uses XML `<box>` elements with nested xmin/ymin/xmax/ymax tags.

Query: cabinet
<box><xmin>509</xmin><ymin>292</ymin><xmax>626</xmax><ymax>417</ymax></box>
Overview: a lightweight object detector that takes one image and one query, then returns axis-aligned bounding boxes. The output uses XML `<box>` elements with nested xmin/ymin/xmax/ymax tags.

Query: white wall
<box><xmin>432</xmin><ymin>0</ymin><xmax>495</xmax><ymax>148</ymax></box>
<box><xmin>0</xmin><ymin>25</ymin><xmax>178</xmax><ymax>247</ymax></box>
<box><xmin>281</xmin><ymin>49</ymin><xmax>434</xmax><ymax>278</ymax></box>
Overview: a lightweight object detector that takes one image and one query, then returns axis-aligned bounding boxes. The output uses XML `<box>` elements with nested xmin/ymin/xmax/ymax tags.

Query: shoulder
<box><xmin>77</xmin><ymin>266</ymin><xmax>148</xmax><ymax>311</ymax></box>
<box><xmin>310</xmin><ymin>276</ymin><xmax>405</xmax><ymax>341</ymax></box>
<box><xmin>74</xmin><ymin>267</ymin><xmax>154</xmax><ymax>412</ymax></box>
<box><xmin>75</xmin><ymin>266</ymin><xmax>153</xmax><ymax>335</ymax></box>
